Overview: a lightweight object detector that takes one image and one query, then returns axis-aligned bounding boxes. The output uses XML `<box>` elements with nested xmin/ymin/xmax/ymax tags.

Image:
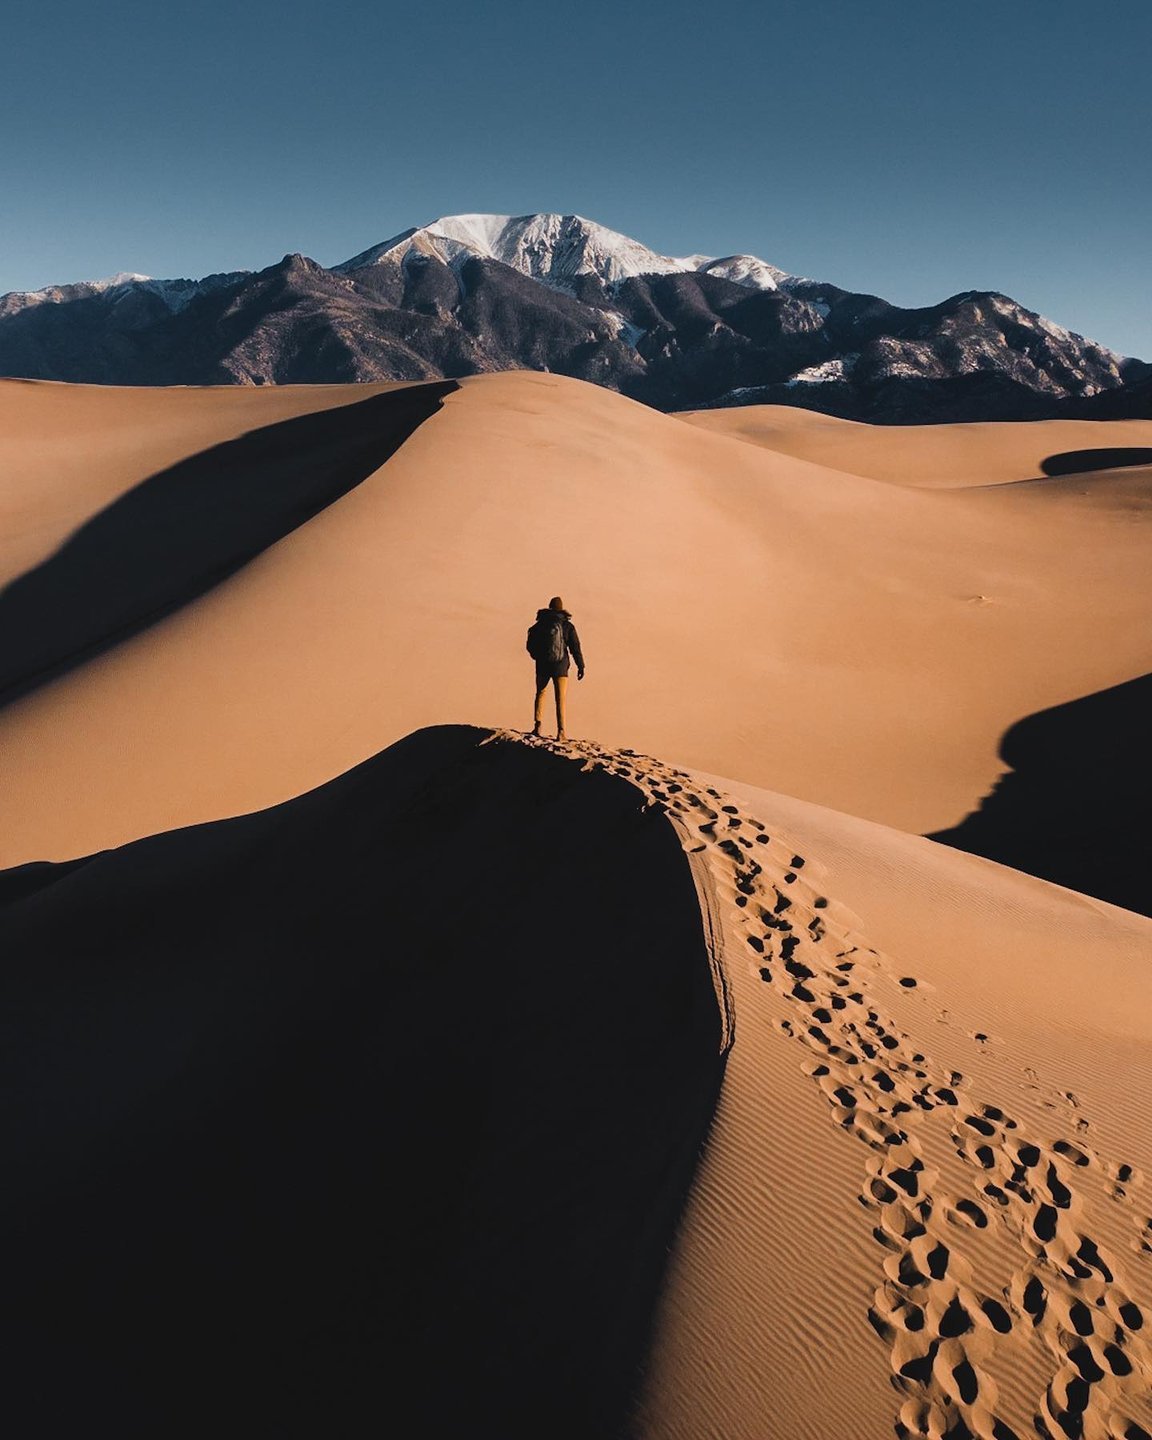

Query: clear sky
<box><xmin>2</xmin><ymin>0</ymin><xmax>1148</xmax><ymax>357</ymax></box>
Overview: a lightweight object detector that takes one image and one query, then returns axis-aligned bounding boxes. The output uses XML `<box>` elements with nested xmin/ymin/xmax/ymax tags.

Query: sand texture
<box><xmin>518</xmin><ymin>735</ymin><xmax>1151</xmax><ymax>1440</ymax></box>
<box><xmin>2</xmin><ymin>371</ymin><xmax>1150</xmax><ymax>1437</ymax></box>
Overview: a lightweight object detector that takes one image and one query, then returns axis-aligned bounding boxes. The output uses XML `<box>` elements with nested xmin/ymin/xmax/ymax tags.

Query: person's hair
<box><xmin>549</xmin><ymin>595</ymin><xmax>564</xmax><ymax>610</ymax></box>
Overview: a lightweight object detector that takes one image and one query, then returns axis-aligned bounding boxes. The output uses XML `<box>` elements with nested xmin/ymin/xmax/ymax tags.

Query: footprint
<box><xmin>945</xmin><ymin>1198</ymin><xmax>989</xmax><ymax>1231</ymax></box>
<box><xmin>1052</xmin><ymin>1139</ymin><xmax>1094</xmax><ymax>1169</ymax></box>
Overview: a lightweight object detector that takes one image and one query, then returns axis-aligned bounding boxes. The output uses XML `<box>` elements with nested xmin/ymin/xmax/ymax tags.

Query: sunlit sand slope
<box><xmin>0</xmin><ymin>371</ymin><xmax>1149</xmax><ymax>868</ymax></box>
<box><xmin>678</xmin><ymin>403</ymin><xmax>1152</xmax><ymax>488</ymax></box>
<box><xmin>0</xmin><ymin>382</ymin><xmax>455</xmax><ymax>703</ymax></box>
<box><xmin>0</xmin><ymin>377</ymin><xmax>415</xmax><ymax>582</ymax></box>
<box><xmin>524</xmin><ymin>733</ymin><xmax>1152</xmax><ymax>1440</ymax></box>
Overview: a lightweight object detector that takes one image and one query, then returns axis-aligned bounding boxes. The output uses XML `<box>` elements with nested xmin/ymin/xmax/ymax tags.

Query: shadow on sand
<box><xmin>930</xmin><ymin>674</ymin><xmax>1152</xmax><ymax>918</ymax></box>
<box><xmin>0</xmin><ymin>381</ymin><xmax>456</xmax><ymax>709</ymax></box>
<box><xmin>0</xmin><ymin>726</ymin><xmax>726</xmax><ymax>1438</ymax></box>
<box><xmin>1040</xmin><ymin>448</ymin><xmax>1152</xmax><ymax>477</ymax></box>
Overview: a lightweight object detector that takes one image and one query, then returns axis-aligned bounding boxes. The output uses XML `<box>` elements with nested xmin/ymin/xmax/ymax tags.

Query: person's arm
<box><xmin>567</xmin><ymin>621</ymin><xmax>585</xmax><ymax>676</ymax></box>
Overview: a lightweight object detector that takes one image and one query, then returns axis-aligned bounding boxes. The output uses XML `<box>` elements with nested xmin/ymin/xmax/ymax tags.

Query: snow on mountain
<box><xmin>785</xmin><ymin>356</ymin><xmax>858</xmax><ymax>387</ymax></box>
<box><xmin>135</xmin><ymin>273</ymin><xmax>251</xmax><ymax>313</ymax></box>
<box><xmin>0</xmin><ymin>212</ymin><xmax>1140</xmax><ymax>419</ymax></box>
<box><xmin>0</xmin><ymin>270</ymin><xmax>249</xmax><ymax>317</ymax></box>
<box><xmin>0</xmin><ymin>274</ymin><xmax>150</xmax><ymax>316</ymax></box>
<box><xmin>337</xmin><ymin>212</ymin><xmax>788</xmax><ymax>294</ymax></box>
<box><xmin>697</xmin><ymin>254</ymin><xmax>790</xmax><ymax>289</ymax></box>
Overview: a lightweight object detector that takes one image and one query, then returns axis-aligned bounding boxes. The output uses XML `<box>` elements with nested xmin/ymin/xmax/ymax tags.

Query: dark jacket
<box><xmin>528</xmin><ymin>608</ymin><xmax>584</xmax><ymax>678</ymax></box>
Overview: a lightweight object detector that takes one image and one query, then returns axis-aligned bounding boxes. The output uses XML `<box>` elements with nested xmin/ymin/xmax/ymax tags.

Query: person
<box><xmin>526</xmin><ymin>596</ymin><xmax>585</xmax><ymax>740</ymax></box>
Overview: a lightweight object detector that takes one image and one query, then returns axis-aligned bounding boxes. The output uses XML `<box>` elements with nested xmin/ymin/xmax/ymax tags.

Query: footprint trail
<box><xmin>493</xmin><ymin>731</ymin><xmax>1152</xmax><ymax>1440</ymax></box>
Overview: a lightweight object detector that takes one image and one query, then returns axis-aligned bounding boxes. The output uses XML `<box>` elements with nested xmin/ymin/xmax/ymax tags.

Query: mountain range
<box><xmin>1</xmin><ymin>212</ymin><xmax>1147</xmax><ymax>421</ymax></box>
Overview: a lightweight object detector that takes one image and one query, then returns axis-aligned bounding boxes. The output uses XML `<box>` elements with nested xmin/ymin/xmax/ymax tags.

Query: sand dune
<box><xmin>6</xmin><ymin>722</ymin><xmax>1147</xmax><ymax>1438</ymax></box>
<box><xmin>0</xmin><ymin>371</ymin><xmax>1150</xmax><ymax>871</ymax></box>
<box><xmin>0</xmin><ymin>382</ymin><xmax>454</xmax><ymax>704</ymax></box>
<box><xmin>3</xmin><ymin>372</ymin><xmax>1151</xmax><ymax>1437</ymax></box>
<box><xmin>0</xmin><ymin>378</ymin><xmax>412</xmax><ymax>583</ymax></box>
<box><xmin>522</xmin><ymin>732</ymin><xmax>1152</xmax><ymax>1440</ymax></box>
<box><xmin>1</xmin><ymin>726</ymin><xmax>723</xmax><ymax>1438</ymax></box>
<box><xmin>679</xmin><ymin>402</ymin><xmax>1152</xmax><ymax>489</ymax></box>
<box><xmin>930</xmin><ymin>671</ymin><xmax>1152</xmax><ymax>915</ymax></box>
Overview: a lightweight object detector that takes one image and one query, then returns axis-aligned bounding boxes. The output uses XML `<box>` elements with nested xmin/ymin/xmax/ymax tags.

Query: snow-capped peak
<box><xmin>337</xmin><ymin>212</ymin><xmax>789</xmax><ymax>293</ymax></box>
<box><xmin>91</xmin><ymin>271</ymin><xmax>154</xmax><ymax>289</ymax></box>
<box><xmin>697</xmin><ymin>254</ymin><xmax>791</xmax><ymax>289</ymax></box>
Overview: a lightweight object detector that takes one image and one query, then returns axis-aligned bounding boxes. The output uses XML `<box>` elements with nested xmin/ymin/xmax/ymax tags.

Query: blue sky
<box><xmin>2</xmin><ymin>0</ymin><xmax>1148</xmax><ymax>356</ymax></box>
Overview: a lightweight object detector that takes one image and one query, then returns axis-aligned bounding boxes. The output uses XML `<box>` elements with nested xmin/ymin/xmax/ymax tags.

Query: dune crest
<box><xmin>0</xmin><ymin>726</ymin><xmax>725</xmax><ymax>1438</ymax></box>
<box><xmin>4</xmin><ymin>711</ymin><xmax>1150</xmax><ymax>1435</ymax></box>
<box><xmin>678</xmin><ymin>403</ymin><xmax>1152</xmax><ymax>489</ymax></box>
<box><xmin>497</xmin><ymin>730</ymin><xmax>1152</xmax><ymax>1440</ymax></box>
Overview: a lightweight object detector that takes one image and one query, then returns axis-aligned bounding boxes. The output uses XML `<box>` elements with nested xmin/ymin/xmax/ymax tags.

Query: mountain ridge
<box><xmin>1</xmin><ymin>212</ymin><xmax>1146</xmax><ymax>422</ymax></box>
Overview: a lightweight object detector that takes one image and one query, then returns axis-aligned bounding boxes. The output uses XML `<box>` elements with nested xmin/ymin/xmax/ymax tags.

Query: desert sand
<box><xmin>1</xmin><ymin>727</ymin><xmax>724</xmax><ymax>1437</ymax></box>
<box><xmin>2</xmin><ymin>373</ymin><xmax>1150</xmax><ymax>1438</ymax></box>
<box><xmin>0</xmin><ymin>371</ymin><xmax>1150</xmax><ymax>862</ymax></box>
<box><xmin>679</xmin><ymin>401</ymin><xmax>1152</xmax><ymax>489</ymax></box>
<box><xmin>564</xmin><ymin>737</ymin><xmax>1152</xmax><ymax>1440</ymax></box>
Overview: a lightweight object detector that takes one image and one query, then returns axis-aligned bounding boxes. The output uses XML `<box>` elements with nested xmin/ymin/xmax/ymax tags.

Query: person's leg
<box><xmin>533</xmin><ymin>674</ymin><xmax>548</xmax><ymax>734</ymax></box>
<box><xmin>554</xmin><ymin>675</ymin><xmax>568</xmax><ymax>739</ymax></box>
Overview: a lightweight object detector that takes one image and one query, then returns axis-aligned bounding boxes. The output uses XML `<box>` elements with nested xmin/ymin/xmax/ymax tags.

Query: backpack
<box><xmin>527</xmin><ymin>614</ymin><xmax>567</xmax><ymax>664</ymax></box>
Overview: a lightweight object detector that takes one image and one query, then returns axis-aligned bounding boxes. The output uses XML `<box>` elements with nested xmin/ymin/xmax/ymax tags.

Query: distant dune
<box><xmin>679</xmin><ymin>402</ymin><xmax>1152</xmax><ymax>489</ymax></box>
<box><xmin>2</xmin><ymin>371</ymin><xmax>1150</xmax><ymax>1438</ymax></box>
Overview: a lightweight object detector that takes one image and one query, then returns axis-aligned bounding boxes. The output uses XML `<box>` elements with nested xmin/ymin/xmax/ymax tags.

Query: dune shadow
<box><xmin>930</xmin><ymin>674</ymin><xmax>1152</xmax><ymax>917</ymax></box>
<box><xmin>0</xmin><ymin>726</ymin><xmax>726</xmax><ymax>1438</ymax></box>
<box><xmin>1039</xmin><ymin>448</ymin><xmax>1152</xmax><ymax>477</ymax></box>
<box><xmin>0</xmin><ymin>381</ymin><xmax>456</xmax><ymax>709</ymax></box>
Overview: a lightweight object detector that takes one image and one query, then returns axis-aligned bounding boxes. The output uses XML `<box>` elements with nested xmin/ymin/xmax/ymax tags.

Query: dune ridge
<box><xmin>0</xmin><ymin>378</ymin><xmax>417</xmax><ymax>584</ymax></box>
<box><xmin>500</xmin><ymin>731</ymin><xmax>1152</xmax><ymax>1440</ymax></box>
<box><xmin>4</xmin><ymin>706</ymin><xmax>1149</xmax><ymax>1435</ymax></box>
<box><xmin>0</xmin><ymin>382</ymin><xmax>455</xmax><ymax>704</ymax></box>
<box><xmin>678</xmin><ymin>403</ymin><xmax>1152</xmax><ymax>489</ymax></box>
<box><xmin>0</xmin><ymin>725</ymin><xmax>726</xmax><ymax>1438</ymax></box>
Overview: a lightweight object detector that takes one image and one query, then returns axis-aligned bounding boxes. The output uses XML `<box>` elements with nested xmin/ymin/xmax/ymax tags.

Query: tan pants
<box><xmin>533</xmin><ymin>674</ymin><xmax>568</xmax><ymax>736</ymax></box>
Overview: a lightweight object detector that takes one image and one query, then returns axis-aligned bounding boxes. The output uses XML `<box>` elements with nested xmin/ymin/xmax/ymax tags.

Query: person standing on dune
<box><xmin>527</xmin><ymin>596</ymin><xmax>585</xmax><ymax>740</ymax></box>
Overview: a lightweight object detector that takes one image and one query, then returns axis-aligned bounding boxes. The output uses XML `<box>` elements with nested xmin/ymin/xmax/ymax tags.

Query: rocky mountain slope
<box><xmin>1</xmin><ymin>213</ymin><xmax>1146</xmax><ymax>421</ymax></box>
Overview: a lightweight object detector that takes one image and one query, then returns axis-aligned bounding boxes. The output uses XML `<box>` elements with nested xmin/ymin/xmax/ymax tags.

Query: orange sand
<box><xmin>557</xmin><ymin>741</ymin><xmax>1152</xmax><ymax>1440</ymax></box>
<box><xmin>2</xmin><ymin>373</ymin><xmax>1150</xmax><ymax>1437</ymax></box>
<box><xmin>1</xmin><ymin>372</ymin><xmax>1150</xmax><ymax>863</ymax></box>
<box><xmin>678</xmin><ymin>401</ymin><xmax>1152</xmax><ymax>488</ymax></box>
